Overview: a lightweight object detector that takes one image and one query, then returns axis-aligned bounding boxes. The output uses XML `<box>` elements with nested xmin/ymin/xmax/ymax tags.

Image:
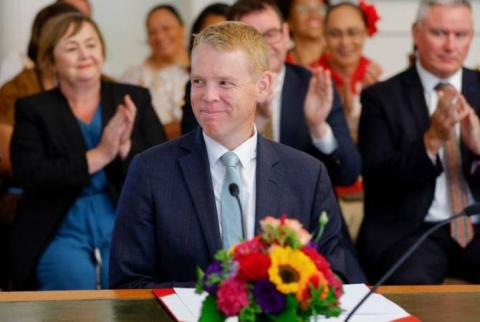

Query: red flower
<box><xmin>302</xmin><ymin>246</ymin><xmax>343</xmax><ymax>298</ymax></box>
<box><xmin>238</xmin><ymin>252</ymin><xmax>271</xmax><ymax>280</ymax></box>
<box><xmin>216</xmin><ymin>278</ymin><xmax>249</xmax><ymax>316</ymax></box>
<box><xmin>359</xmin><ymin>0</ymin><xmax>380</xmax><ymax>37</ymax></box>
<box><xmin>233</xmin><ymin>236</ymin><xmax>266</xmax><ymax>259</ymax></box>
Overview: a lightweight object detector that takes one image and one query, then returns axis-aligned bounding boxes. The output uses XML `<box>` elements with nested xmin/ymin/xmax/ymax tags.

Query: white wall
<box><xmin>0</xmin><ymin>0</ymin><xmax>478</xmax><ymax>80</ymax></box>
<box><xmin>365</xmin><ymin>0</ymin><xmax>480</xmax><ymax>79</ymax></box>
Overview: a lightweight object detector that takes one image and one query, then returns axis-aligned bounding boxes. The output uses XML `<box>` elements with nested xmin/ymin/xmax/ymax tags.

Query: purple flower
<box><xmin>204</xmin><ymin>261</ymin><xmax>222</xmax><ymax>294</ymax></box>
<box><xmin>253</xmin><ymin>279</ymin><xmax>285</xmax><ymax>314</ymax></box>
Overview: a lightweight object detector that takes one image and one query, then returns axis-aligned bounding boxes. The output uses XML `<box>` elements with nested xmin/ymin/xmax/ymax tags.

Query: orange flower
<box><xmin>297</xmin><ymin>272</ymin><xmax>328</xmax><ymax>310</ymax></box>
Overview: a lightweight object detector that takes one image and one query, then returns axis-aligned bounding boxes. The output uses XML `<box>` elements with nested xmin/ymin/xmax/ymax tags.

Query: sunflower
<box><xmin>268</xmin><ymin>246</ymin><xmax>317</xmax><ymax>294</ymax></box>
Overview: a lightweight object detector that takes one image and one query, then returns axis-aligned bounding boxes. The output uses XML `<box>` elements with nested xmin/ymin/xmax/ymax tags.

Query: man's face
<box><xmin>190</xmin><ymin>43</ymin><xmax>271</xmax><ymax>149</ymax></box>
<box><xmin>238</xmin><ymin>6</ymin><xmax>289</xmax><ymax>73</ymax></box>
<box><xmin>413</xmin><ymin>5</ymin><xmax>473</xmax><ymax>78</ymax></box>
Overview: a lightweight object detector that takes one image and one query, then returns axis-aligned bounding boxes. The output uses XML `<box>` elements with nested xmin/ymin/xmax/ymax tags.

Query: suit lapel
<box><xmin>100</xmin><ymin>81</ymin><xmax>116</xmax><ymax>127</ymax></box>
<box><xmin>178</xmin><ymin>129</ymin><xmax>222</xmax><ymax>258</ymax></box>
<box><xmin>403</xmin><ymin>67</ymin><xmax>430</xmax><ymax>133</ymax></box>
<box><xmin>461</xmin><ymin>69</ymin><xmax>480</xmax><ymax>196</ymax></box>
<box><xmin>462</xmin><ymin>68</ymin><xmax>480</xmax><ymax>113</ymax></box>
<box><xmin>255</xmin><ymin>136</ymin><xmax>281</xmax><ymax>233</ymax></box>
<box><xmin>50</xmin><ymin>89</ymin><xmax>87</xmax><ymax>153</ymax></box>
<box><xmin>279</xmin><ymin>65</ymin><xmax>307</xmax><ymax>146</ymax></box>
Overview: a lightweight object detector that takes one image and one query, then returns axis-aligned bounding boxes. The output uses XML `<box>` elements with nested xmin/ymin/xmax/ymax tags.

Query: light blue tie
<box><xmin>220</xmin><ymin>151</ymin><xmax>243</xmax><ymax>248</ymax></box>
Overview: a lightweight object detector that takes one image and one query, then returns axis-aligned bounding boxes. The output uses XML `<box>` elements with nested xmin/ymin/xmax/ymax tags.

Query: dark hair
<box><xmin>189</xmin><ymin>3</ymin><xmax>230</xmax><ymax>52</ymax></box>
<box><xmin>278</xmin><ymin>0</ymin><xmax>329</xmax><ymax>20</ymax></box>
<box><xmin>146</xmin><ymin>4</ymin><xmax>184</xmax><ymax>28</ymax></box>
<box><xmin>324</xmin><ymin>2</ymin><xmax>367</xmax><ymax>29</ymax></box>
<box><xmin>27</xmin><ymin>2</ymin><xmax>81</xmax><ymax>62</ymax></box>
<box><xmin>227</xmin><ymin>0</ymin><xmax>284</xmax><ymax>22</ymax></box>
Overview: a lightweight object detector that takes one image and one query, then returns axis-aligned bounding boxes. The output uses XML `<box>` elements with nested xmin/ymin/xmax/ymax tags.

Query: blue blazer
<box><xmin>357</xmin><ymin>67</ymin><xmax>480</xmax><ymax>275</ymax></box>
<box><xmin>110</xmin><ymin>129</ymin><xmax>350</xmax><ymax>288</ymax></box>
<box><xmin>181</xmin><ymin>63</ymin><xmax>361</xmax><ymax>186</ymax></box>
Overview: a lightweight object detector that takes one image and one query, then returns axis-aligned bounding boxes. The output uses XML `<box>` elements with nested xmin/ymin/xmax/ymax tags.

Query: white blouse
<box><xmin>121</xmin><ymin>63</ymin><xmax>189</xmax><ymax>124</ymax></box>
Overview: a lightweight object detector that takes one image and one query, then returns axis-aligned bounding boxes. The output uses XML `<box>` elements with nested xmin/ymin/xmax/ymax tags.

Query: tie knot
<box><xmin>221</xmin><ymin>151</ymin><xmax>239</xmax><ymax>168</ymax></box>
<box><xmin>434</xmin><ymin>82</ymin><xmax>453</xmax><ymax>92</ymax></box>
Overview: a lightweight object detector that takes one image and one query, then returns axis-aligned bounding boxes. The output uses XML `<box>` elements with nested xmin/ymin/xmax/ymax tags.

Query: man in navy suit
<box><xmin>358</xmin><ymin>0</ymin><xmax>480</xmax><ymax>284</ymax></box>
<box><xmin>182</xmin><ymin>0</ymin><xmax>360</xmax><ymax>188</ymax></box>
<box><xmin>110</xmin><ymin>21</ymin><xmax>351</xmax><ymax>288</ymax></box>
<box><xmin>181</xmin><ymin>0</ymin><xmax>365</xmax><ymax>282</ymax></box>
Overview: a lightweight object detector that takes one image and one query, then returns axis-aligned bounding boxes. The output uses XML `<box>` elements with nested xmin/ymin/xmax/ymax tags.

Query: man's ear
<box><xmin>256</xmin><ymin>70</ymin><xmax>273</xmax><ymax>103</ymax></box>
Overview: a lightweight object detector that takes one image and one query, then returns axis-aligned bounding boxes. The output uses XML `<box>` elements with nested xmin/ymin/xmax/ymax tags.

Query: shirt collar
<box><xmin>275</xmin><ymin>65</ymin><xmax>286</xmax><ymax>92</ymax></box>
<box><xmin>416</xmin><ymin>60</ymin><xmax>462</xmax><ymax>93</ymax></box>
<box><xmin>203</xmin><ymin>127</ymin><xmax>258</xmax><ymax>168</ymax></box>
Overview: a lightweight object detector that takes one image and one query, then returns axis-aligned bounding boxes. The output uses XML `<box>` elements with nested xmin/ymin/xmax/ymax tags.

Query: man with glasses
<box><xmin>230</xmin><ymin>0</ymin><xmax>364</xmax><ymax>283</ymax></box>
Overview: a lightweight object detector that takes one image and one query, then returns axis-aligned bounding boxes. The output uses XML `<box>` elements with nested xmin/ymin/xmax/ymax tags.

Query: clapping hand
<box><xmin>117</xmin><ymin>95</ymin><xmax>137</xmax><ymax>159</ymax></box>
<box><xmin>304</xmin><ymin>67</ymin><xmax>333</xmax><ymax>139</ymax></box>
<box><xmin>98</xmin><ymin>105</ymin><xmax>127</xmax><ymax>161</ymax></box>
<box><xmin>424</xmin><ymin>86</ymin><xmax>469</xmax><ymax>155</ymax></box>
<box><xmin>97</xmin><ymin>95</ymin><xmax>136</xmax><ymax>163</ymax></box>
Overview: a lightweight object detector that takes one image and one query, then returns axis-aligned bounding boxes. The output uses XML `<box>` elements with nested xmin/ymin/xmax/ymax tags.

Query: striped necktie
<box><xmin>435</xmin><ymin>82</ymin><xmax>474</xmax><ymax>247</ymax></box>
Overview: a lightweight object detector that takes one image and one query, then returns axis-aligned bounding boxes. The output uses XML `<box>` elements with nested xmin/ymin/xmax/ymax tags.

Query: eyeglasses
<box><xmin>295</xmin><ymin>4</ymin><xmax>326</xmax><ymax>16</ymax></box>
<box><xmin>262</xmin><ymin>27</ymin><xmax>283</xmax><ymax>43</ymax></box>
<box><xmin>326</xmin><ymin>28</ymin><xmax>366</xmax><ymax>40</ymax></box>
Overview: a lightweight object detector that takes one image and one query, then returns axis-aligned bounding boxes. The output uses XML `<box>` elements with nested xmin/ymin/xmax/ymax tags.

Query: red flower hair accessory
<box><xmin>359</xmin><ymin>0</ymin><xmax>380</xmax><ymax>37</ymax></box>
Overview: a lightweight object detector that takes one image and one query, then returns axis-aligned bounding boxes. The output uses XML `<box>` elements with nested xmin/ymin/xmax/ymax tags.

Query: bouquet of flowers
<box><xmin>195</xmin><ymin>214</ymin><xmax>343</xmax><ymax>322</ymax></box>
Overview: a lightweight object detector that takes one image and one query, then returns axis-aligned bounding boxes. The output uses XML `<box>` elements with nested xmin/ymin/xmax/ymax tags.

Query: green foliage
<box><xmin>261</xmin><ymin>224</ymin><xmax>302</xmax><ymax>249</ymax></box>
<box><xmin>195</xmin><ymin>267</ymin><xmax>205</xmax><ymax>294</ymax></box>
<box><xmin>239</xmin><ymin>302</ymin><xmax>262</xmax><ymax>322</ymax></box>
<box><xmin>299</xmin><ymin>286</ymin><xmax>343</xmax><ymax>320</ymax></box>
<box><xmin>199</xmin><ymin>295</ymin><xmax>225</xmax><ymax>322</ymax></box>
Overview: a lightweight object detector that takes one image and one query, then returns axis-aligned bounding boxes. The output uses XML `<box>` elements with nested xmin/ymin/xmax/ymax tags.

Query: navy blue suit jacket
<box><xmin>110</xmin><ymin>129</ymin><xmax>350</xmax><ymax>288</ymax></box>
<box><xmin>357</xmin><ymin>67</ymin><xmax>480</xmax><ymax>275</ymax></box>
<box><xmin>181</xmin><ymin>63</ymin><xmax>360</xmax><ymax>186</ymax></box>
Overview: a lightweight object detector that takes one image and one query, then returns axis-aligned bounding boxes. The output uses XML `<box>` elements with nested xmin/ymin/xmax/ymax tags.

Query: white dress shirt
<box><xmin>203</xmin><ymin>129</ymin><xmax>257</xmax><ymax>240</ymax></box>
<box><xmin>416</xmin><ymin>61</ymin><xmax>475</xmax><ymax>222</ymax></box>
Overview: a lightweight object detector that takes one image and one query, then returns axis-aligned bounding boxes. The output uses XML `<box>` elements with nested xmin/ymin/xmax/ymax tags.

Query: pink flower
<box><xmin>216</xmin><ymin>278</ymin><xmax>249</xmax><ymax>316</ymax></box>
<box><xmin>233</xmin><ymin>237</ymin><xmax>266</xmax><ymax>259</ymax></box>
<box><xmin>260</xmin><ymin>216</ymin><xmax>281</xmax><ymax>230</ymax></box>
<box><xmin>283</xmin><ymin>218</ymin><xmax>311</xmax><ymax>245</ymax></box>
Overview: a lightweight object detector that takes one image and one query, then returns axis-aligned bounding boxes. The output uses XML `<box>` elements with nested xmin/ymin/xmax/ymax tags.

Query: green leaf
<box><xmin>195</xmin><ymin>267</ymin><xmax>205</xmax><ymax>294</ymax></box>
<box><xmin>207</xmin><ymin>273</ymin><xmax>223</xmax><ymax>285</ymax></box>
<box><xmin>199</xmin><ymin>295</ymin><xmax>226</xmax><ymax>322</ymax></box>
<box><xmin>214</xmin><ymin>249</ymin><xmax>232</xmax><ymax>262</ymax></box>
<box><xmin>239</xmin><ymin>303</ymin><xmax>262</xmax><ymax>322</ymax></box>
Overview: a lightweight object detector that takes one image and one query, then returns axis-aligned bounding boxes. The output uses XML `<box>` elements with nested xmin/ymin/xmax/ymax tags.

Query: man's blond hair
<box><xmin>192</xmin><ymin>21</ymin><xmax>270</xmax><ymax>79</ymax></box>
